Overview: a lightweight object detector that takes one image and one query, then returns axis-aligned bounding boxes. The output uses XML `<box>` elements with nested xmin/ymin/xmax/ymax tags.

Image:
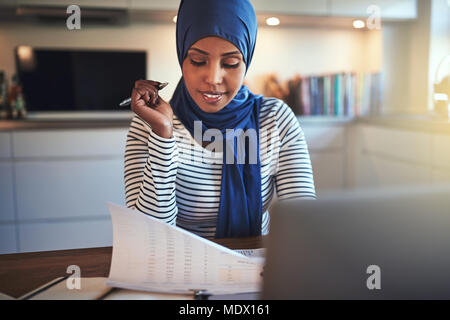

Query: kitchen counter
<box><xmin>1</xmin><ymin>113</ymin><xmax>450</xmax><ymax>134</ymax></box>
<box><xmin>358</xmin><ymin>114</ymin><xmax>450</xmax><ymax>134</ymax></box>
<box><xmin>0</xmin><ymin>115</ymin><xmax>354</xmax><ymax>132</ymax></box>
<box><xmin>0</xmin><ymin>119</ymin><xmax>132</xmax><ymax>131</ymax></box>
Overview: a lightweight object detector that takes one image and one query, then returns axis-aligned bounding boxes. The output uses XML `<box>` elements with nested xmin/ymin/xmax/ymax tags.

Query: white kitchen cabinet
<box><xmin>0</xmin><ymin>132</ymin><xmax>11</xmax><ymax>158</ymax></box>
<box><xmin>130</xmin><ymin>0</ymin><xmax>329</xmax><ymax>15</ymax></box>
<box><xmin>301</xmin><ymin>119</ymin><xmax>349</xmax><ymax>191</ymax></box>
<box><xmin>19</xmin><ymin>219</ymin><xmax>112</xmax><ymax>252</ymax></box>
<box><xmin>0</xmin><ymin>225</ymin><xmax>17</xmax><ymax>254</ymax></box>
<box><xmin>354</xmin><ymin>122</ymin><xmax>450</xmax><ymax>188</ymax></box>
<box><xmin>310</xmin><ymin>152</ymin><xmax>346</xmax><ymax>191</ymax></box>
<box><xmin>16</xmin><ymin>0</ymin><xmax>129</xmax><ymax>9</ymax></box>
<box><xmin>14</xmin><ymin>0</ymin><xmax>329</xmax><ymax>16</ymax></box>
<box><xmin>15</xmin><ymin>159</ymin><xmax>125</xmax><ymax>220</ymax></box>
<box><xmin>13</xmin><ymin>128</ymin><xmax>128</xmax><ymax>221</ymax></box>
<box><xmin>432</xmin><ymin>168</ymin><xmax>450</xmax><ymax>184</ymax></box>
<box><xmin>360</xmin><ymin>125</ymin><xmax>432</xmax><ymax>165</ymax></box>
<box><xmin>0</xmin><ymin>132</ymin><xmax>14</xmax><ymax>224</ymax></box>
<box><xmin>252</xmin><ymin>0</ymin><xmax>328</xmax><ymax>16</ymax></box>
<box><xmin>130</xmin><ymin>0</ymin><xmax>180</xmax><ymax>10</ymax></box>
<box><xmin>431</xmin><ymin>133</ymin><xmax>450</xmax><ymax>184</ymax></box>
<box><xmin>301</xmin><ymin>125</ymin><xmax>346</xmax><ymax>151</ymax></box>
<box><xmin>432</xmin><ymin>134</ymin><xmax>450</xmax><ymax>171</ymax></box>
<box><xmin>0</xmin><ymin>162</ymin><xmax>15</xmax><ymax>222</ymax></box>
<box><xmin>12</xmin><ymin>129</ymin><xmax>128</xmax><ymax>158</ymax></box>
<box><xmin>0</xmin><ymin>127</ymin><xmax>128</xmax><ymax>253</ymax></box>
<box><xmin>330</xmin><ymin>0</ymin><xmax>417</xmax><ymax>19</ymax></box>
<box><xmin>356</xmin><ymin>152</ymin><xmax>432</xmax><ymax>187</ymax></box>
<box><xmin>8</xmin><ymin>0</ymin><xmax>418</xmax><ymax>21</ymax></box>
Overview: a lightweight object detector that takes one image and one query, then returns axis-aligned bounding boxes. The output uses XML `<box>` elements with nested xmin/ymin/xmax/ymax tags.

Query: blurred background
<box><xmin>0</xmin><ymin>0</ymin><xmax>449</xmax><ymax>253</ymax></box>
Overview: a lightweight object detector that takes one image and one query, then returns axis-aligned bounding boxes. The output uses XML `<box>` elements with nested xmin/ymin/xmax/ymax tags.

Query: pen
<box><xmin>119</xmin><ymin>81</ymin><xmax>169</xmax><ymax>107</ymax></box>
<box><xmin>190</xmin><ymin>289</ymin><xmax>211</xmax><ymax>300</ymax></box>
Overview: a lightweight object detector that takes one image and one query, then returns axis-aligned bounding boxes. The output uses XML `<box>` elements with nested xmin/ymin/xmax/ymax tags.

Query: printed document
<box><xmin>106</xmin><ymin>203</ymin><xmax>264</xmax><ymax>295</ymax></box>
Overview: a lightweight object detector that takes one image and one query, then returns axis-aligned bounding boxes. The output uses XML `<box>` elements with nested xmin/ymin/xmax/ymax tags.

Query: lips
<box><xmin>200</xmin><ymin>91</ymin><xmax>225</xmax><ymax>104</ymax></box>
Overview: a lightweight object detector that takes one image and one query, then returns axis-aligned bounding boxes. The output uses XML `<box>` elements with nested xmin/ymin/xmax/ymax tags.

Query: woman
<box><xmin>124</xmin><ymin>0</ymin><xmax>316</xmax><ymax>239</ymax></box>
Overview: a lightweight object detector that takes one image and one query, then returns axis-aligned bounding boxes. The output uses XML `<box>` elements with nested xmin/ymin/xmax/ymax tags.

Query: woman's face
<box><xmin>182</xmin><ymin>36</ymin><xmax>246</xmax><ymax>113</ymax></box>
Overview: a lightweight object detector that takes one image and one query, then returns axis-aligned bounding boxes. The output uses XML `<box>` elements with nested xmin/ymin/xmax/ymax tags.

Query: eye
<box><xmin>222</xmin><ymin>58</ymin><xmax>241</xmax><ymax>69</ymax></box>
<box><xmin>190</xmin><ymin>59</ymin><xmax>205</xmax><ymax>66</ymax></box>
<box><xmin>189</xmin><ymin>58</ymin><xmax>240</xmax><ymax>68</ymax></box>
<box><xmin>223</xmin><ymin>62</ymin><xmax>240</xmax><ymax>69</ymax></box>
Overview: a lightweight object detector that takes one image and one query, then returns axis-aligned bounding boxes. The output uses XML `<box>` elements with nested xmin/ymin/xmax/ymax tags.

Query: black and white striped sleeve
<box><xmin>274</xmin><ymin>102</ymin><xmax>317</xmax><ymax>200</ymax></box>
<box><xmin>124</xmin><ymin>116</ymin><xmax>178</xmax><ymax>225</ymax></box>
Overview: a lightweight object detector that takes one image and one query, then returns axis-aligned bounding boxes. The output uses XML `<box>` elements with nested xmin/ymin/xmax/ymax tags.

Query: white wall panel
<box><xmin>432</xmin><ymin>134</ymin><xmax>450</xmax><ymax>170</ymax></box>
<box><xmin>302</xmin><ymin>126</ymin><xmax>346</xmax><ymax>151</ymax></box>
<box><xmin>330</xmin><ymin>0</ymin><xmax>417</xmax><ymax>19</ymax></box>
<box><xmin>361</xmin><ymin>126</ymin><xmax>432</xmax><ymax>165</ymax></box>
<box><xmin>252</xmin><ymin>0</ymin><xmax>328</xmax><ymax>15</ymax></box>
<box><xmin>0</xmin><ymin>162</ymin><xmax>15</xmax><ymax>222</ymax></box>
<box><xmin>13</xmin><ymin>129</ymin><xmax>128</xmax><ymax>158</ymax></box>
<box><xmin>310</xmin><ymin>152</ymin><xmax>345</xmax><ymax>191</ymax></box>
<box><xmin>0</xmin><ymin>224</ymin><xmax>17</xmax><ymax>254</ymax></box>
<box><xmin>356</xmin><ymin>153</ymin><xmax>432</xmax><ymax>187</ymax></box>
<box><xmin>0</xmin><ymin>132</ymin><xmax>11</xmax><ymax>159</ymax></box>
<box><xmin>19</xmin><ymin>219</ymin><xmax>112</xmax><ymax>252</ymax></box>
<box><xmin>15</xmin><ymin>159</ymin><xmax>125</xmax><ymax>220</ymax></box>
<box><xmin>432</xmin><ymin>169</ymin><xmax>450</xmax><ymax>184</ymax></box>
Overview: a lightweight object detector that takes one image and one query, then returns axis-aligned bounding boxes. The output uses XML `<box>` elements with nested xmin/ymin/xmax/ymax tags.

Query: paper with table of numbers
<box><xmin>106</xmin><ymin>203</ymin><xmax>264</xmax><ymax>295</ymax></box>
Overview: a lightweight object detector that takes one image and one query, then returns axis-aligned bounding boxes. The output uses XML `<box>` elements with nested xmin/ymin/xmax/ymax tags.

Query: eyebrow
<box><xmin>188</xmin><ymin>47</ymin><xmax>241</xmax><ymax>57</ymax></box>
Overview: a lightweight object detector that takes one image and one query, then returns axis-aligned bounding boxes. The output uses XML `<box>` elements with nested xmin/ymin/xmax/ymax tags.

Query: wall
<box><xmin>408</xmin><ymin>0</ymin><xmax>432</xmax><ymax>114</ymax></box>
<box><xmin>248</xmin><ymin>25</ymin><xmax>381</xmax><ymax>93</ymax></box>
<box><xmin>382</xmin><ymin>21</ymin><xmax>422</xmax><ymax>114</ymax></box>
<box><xmin>428</xmin><ymin>0</ymin><xmax>450</xmax><ymax>112</ymax></box>
<box><xmin>381</xmin><ymin>0</ymin><xmax>449</xmax><ymax>115</ymax></box>
<box><xmin>0</xmin><ymin>19</ymin><xmax>381</xmax><ymax>101</ymax></box>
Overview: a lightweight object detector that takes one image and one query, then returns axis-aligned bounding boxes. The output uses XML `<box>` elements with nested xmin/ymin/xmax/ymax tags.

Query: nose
<box><xmin>204</xmin><ymin>61</ymin><xmax>223</xmax><ymax>85</ymax></box>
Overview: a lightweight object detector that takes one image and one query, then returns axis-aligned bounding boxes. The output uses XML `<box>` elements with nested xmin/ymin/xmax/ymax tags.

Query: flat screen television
<box><xmin>14</xmin><ymin>47</ymin><xmax>146</xmax><ymax>112</ymax></box>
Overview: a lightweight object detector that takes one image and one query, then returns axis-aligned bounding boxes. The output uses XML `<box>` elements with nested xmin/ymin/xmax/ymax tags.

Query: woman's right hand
<box><xmin>131</xmin><ymin>80</ymin><xmax>173</xmax><ymax>138</ymax></box>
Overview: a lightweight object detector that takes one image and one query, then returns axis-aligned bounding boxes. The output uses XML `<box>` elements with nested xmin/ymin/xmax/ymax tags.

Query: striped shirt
<box><xmin>124</xmin><ymin>97</ymin><xmax>316</xmax><ymax>239</ymax></box>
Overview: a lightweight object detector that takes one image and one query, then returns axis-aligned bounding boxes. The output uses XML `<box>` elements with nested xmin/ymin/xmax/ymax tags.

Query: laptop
<box><xmin>262</xmin><ymin>184</ymin><xmax>450</xmax><ymax>299</ymax></box>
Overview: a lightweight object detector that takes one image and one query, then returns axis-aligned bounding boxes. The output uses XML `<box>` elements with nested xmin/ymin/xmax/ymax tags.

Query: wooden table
<box><xmin>0</xmin><ymin>236</ymin><xmax>264</xmax><ymax>299</ymax></box>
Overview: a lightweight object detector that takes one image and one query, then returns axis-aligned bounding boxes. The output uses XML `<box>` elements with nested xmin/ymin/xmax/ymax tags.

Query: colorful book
<box><xmin>301</xmin><ymin>77</ymin><xmax>310</xmax><ymax>116</ymax></box>
<box><xmin>329</xmin><ymin>75</ymin><xmax>335</xmax><ymax>116</ymax></box>
<box><xmin>278</xmin><ymin>71</ymin><xmax>382</xmax><ymax>117</ymax></box>
<box><xmin>362</xmin><ymin>73</ymin><xmax>371</xmax><ymax>115</ymax></box>
<box><xmin>317</xmin><ymin>76</ymin><xmax>324</xmax><ymax>116</ymax></box>
<box><xmin>334</xmin><ymin>73</ymin><xmax>342</xmax><ymax>116</ymax></box>
<box><xmin>323</xmin><ymin>75</ymin><xmax>330</xmax><ymax>116</ymax></box>
<box><xmin>309</xmin><ymin>77</ymin><xmax>317</xmax><ymax>115</ymax></box>
<box><xmin>344</xmin><ymin>72</ymin><xmax>353</xmax><ymax>116</ymax></box>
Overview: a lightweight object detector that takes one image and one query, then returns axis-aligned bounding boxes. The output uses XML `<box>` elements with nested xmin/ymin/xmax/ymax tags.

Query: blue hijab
<box><xmin>170</xmin><ymin>0</ymin><xmax>263</xmax><ymax>238</ymax></box>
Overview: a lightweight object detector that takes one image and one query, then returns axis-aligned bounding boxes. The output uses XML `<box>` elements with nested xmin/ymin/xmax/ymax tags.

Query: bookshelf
<box><xmin>297</xmin><ymin>115</ymin><xmax>354</xmax><ymax>124</ymax></box>
<box><xmin>264</xmin><ymin>72</ymin><xmax>383</xmax><ymax>118</ymax></box>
